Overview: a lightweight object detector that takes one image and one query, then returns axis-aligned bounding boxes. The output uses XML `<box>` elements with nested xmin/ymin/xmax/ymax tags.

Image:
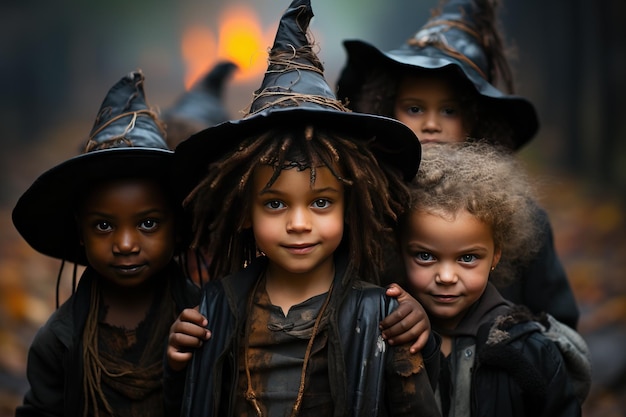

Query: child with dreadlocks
<box><xmin>12</xmin><ymin>71</ymin><xmax>199</xmax><ymax>417</ymax></box>
<box><xmin>336</xmin><ymin>0</ymin><xmax>580</xmax><ymax>330</ymax></box>
<box><xmin>162</xmin><ymin>1</ymin><xmax>441</xmax><ymax>416</ymax></box>
<box><xmin>398</xmin><ymin>141</ymin><xmax>586</xmax><ymax>416</ymax></box>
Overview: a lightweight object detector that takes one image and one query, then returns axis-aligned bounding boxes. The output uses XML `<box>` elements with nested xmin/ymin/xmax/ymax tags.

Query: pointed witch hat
<box><xmin>337</xmin><ymin>0</ymin><xmax>539</xmax><ymax>150</ymax></box>
<box><xmin>12</xmin><ymin>70</ymin><xmax>173</xmax><ymax>265</ymax></box>
<box><xmin>162</xmin><ymin>61</ymin><xmax>238</xmax><ymax>148</ymax></box>
<box><xmin>173</xmin><ymin>0</ymin><xmax>421</xmax><ymax>201</ymax></box>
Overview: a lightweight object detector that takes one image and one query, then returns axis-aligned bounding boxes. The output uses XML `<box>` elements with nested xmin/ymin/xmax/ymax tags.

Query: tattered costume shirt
<box><xmin>234</xmin><ymin>278</ymin><xmax>333</xmax><ymax>417</ymax></box>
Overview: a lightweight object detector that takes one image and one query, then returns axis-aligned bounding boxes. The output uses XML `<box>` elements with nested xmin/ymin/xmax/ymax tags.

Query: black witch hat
<box><xmin>337</xmin><ymin>0</ymin><xmax>539</xmax><ymax>150</ymax></box>
<box><xmin>173</xmin><ymin>0</ymin><xmax>421</xmax><ymax>200</ymax></box>
<box><xmin>162</xmin><ymin>61</ymin><xmax>238</xmax><ymax>148</ymax></box>
<box><xmin>12</xmin><ymin>70</ymin><xmax>172</xmax><ymax>265</ymax></box>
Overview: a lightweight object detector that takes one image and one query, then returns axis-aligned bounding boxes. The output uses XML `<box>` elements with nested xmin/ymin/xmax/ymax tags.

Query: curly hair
<box><xmin>184</xmin><ymin>125</ymin><xmax>409</xmax><ymax>284</ymax></box>
<box><xmin>399</xmin><ymin>141</ymin><xmax>542</xmax><ymax>286</ymax></box>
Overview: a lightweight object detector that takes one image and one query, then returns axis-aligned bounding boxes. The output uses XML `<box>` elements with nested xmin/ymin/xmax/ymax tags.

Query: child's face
<box><xmin>393</xmin><ymin>74</ymin><xmax>469</xmax><ymax>143</ymax></box>
<box><xmin>400</xmin><ymin>208</ymin><xmax>501</xmax><ymax>330</ymax></box>
<box><xmin>248</xmin><ymin>164</ymin><xmax>344</xmax><ymax>281</ymax></box>
<box><xmin>77</xmin><ymin>178</ymin><xmax>176</xmax><ymax>289</ymax></box>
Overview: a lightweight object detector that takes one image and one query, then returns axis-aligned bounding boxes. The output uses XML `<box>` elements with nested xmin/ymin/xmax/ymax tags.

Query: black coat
<box><xmin>437</xmin><ymin>284</ymin><xmax>581</xmax><ymax>417</ymax></box>
<box><xmin>498</xmin><ymin>206</ymin><xmax>579</xmax><ymax>329</ymax></box>
<box><xmin>15</xmin><ymin>262</ymin><xmax>199</xmax><ymax>417</ymax></box>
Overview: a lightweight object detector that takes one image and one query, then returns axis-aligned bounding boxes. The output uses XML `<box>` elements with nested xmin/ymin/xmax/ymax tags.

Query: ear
<box><xmin>491</xmin><ymin>247</ymin><xmax>502</xmax><ymax>270</ymax></box>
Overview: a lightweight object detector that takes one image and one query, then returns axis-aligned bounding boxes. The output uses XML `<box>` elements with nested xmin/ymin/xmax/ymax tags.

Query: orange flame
<box><xmin>181</xmin><ymin>4</ymin><xmax>275</xmax><ymax>89</ymax></box>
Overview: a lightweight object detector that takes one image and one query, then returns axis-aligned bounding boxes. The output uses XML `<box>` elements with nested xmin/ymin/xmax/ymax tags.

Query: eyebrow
<box><xmin>82</xmin><ymin>208</ymin><xmax>167</xmax><ymax>218</ymax></box>
<box><xmin>456</xmin><ymin>246</ymin><xmax>489</xmax><ymax>254</ymax></box>
<box><xmin>259</xmin><ymin>186</ymin><xmax>341</xmax><ymax>196</ymax></box>
<box><xmin>405</xmin><ymin>242</ymin><xmax>489</xmax><ymax>253</ymax></box>
<box><xmin>405</xmin><ymin>241</ymin><xmax>433</xmax><ymax>251</ymax></box>
<box><xmin>396</xmin><ymin>97</ymin><xmax>460</xmax><ymax>104</ymax></box>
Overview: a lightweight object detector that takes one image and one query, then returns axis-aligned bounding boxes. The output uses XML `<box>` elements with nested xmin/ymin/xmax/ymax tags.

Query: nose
<box><xmin>286</xmin><ymin>206</ymin><xmax>312</xmax><ymax>233</ymax></box>
<box><xmin>434</xmin><ymin>263</ymin><xmax>458</xmax><ymax>285</ymax></box>
<box><xmin>421</xmin><ymin>112</ymin><xmax>441</xmax><ymax>133</ymax></box>
<box><xmin>112</xmin><ymin>228</ymin><xmax>140</xmax><ymax>255</ymax></box>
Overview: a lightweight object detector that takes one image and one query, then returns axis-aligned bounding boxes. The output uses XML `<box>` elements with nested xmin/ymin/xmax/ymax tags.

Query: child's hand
<box><xmin>167</xmin><ymin>306</ymin><xmax>211</xmax><ymax>372</ymax></box>
<box><xmin>380</xmin><ymin>283</ymin><xmax>430</xmax><ymax>354</ymax></box>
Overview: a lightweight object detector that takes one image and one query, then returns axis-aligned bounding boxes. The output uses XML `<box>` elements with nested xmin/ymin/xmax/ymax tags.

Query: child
<box><xmin>399</xmin><ymin>141</ymin><xmax>585</xmax><ymax>416</ymax></box>
<box><xmin>163</xmin><ymin>1</ymin><xmax>441</xmax><ymax>416</ymax></box>
<box><xmin>11</xmin><ymin>71</ymin><xmax>199</xmax><ymax>417</ymax></box>
<box><xmin>335</xmin><ymin>0</ymin><xmax>580</xmax><ymax>330</ymax></box>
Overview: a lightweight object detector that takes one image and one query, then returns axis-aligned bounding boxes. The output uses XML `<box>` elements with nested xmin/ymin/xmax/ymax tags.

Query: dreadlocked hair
<box><xmin>401</xmin><ymin>141</ymin><xmax>542</xmax><ymax>287</ymax></box>
<box><xmin>184</xmin><ymin>125</ymin><xmax>407</xmax><ymax>284</ymax></box>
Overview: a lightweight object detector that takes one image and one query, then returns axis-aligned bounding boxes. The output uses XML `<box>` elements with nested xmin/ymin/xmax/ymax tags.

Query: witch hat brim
<box><xmin>337</xmin><ymin>38</ymin><xmax>539</xmax><ymax>150</ymax></box>
<box><xmin>173</xmin><ymin>0</ymin><xmax>421</xmax><ymax>202</ymax></box>
<box><xmin>12</xmin><ymin>71</ymin><xmax>173</xmax><ymax>265</ymax></box>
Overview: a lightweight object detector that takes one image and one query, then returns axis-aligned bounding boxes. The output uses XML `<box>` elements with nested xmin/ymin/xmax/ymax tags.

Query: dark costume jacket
<box><xmin>15</xmin><ymin>262</ymin><xmax>199</xmax><ymax>417</ymax></box>
<box><xmin>436</xmin><ymin>283</ymin><xmax>582</xmax><ymax>417</ymax></box>
<box><xmin>165</xmin><ymin>254</ymin><xmax>441</xmax><ymax>417</ymax></box>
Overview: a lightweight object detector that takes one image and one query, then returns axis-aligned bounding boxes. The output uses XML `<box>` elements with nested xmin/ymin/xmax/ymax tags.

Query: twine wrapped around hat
<box><xmin>243</xmin><ymin>0</ymin><xmax>349</xmax><ymax>116</ymax></box>
<box><xmin>83</xmin><ymin>70</ymin><xmax>168</xmax><ymax>152</ymax></box>
<box><xmin>246</xmin><ymin>48</ymin><xmax>348</xmax><ymax>115</ymax></box>
<box><xmin>407</xmin><ymin>0</ymin><xmax>513</xmax><ymax>93</ymax></box>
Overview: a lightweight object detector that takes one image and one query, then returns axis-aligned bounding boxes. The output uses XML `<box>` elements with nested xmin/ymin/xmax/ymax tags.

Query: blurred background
<box><xmin>0</xmin><ymin>0</ymin><xmax>625</xmax><ymax>416</ymax></box>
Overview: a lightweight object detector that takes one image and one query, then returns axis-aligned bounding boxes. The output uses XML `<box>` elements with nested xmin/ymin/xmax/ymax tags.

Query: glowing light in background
<box><xmin>181</xmin><ymin>25</ymin><xmax>217</xmax><ymax>90</ymax></box>
<box><xmin>181</xmin><ymin>4</ymin><xmax>275</xmax><ymax>89</ymax></box>
<box><xmin>217</xmin><ymin>5</ymin><xmax>273</xmax><ymax>82</ymax></box>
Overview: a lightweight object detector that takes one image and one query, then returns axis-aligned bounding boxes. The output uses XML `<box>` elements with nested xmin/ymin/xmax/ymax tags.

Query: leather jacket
<box><xmin>170</xmin><ymin>254</ymin><xmax>440</xmax><ymax>417</ymax></box>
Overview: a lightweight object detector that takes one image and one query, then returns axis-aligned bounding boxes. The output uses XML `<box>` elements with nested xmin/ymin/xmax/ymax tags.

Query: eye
<box><xmin>312</xmin><ymin>198</ymin><xmax>331</xmax><ymax>209</ymax></box>
<box><xmin>413</xmin><ymin>251</ymin><xmax>435</xmax><ymax>262</ymax></box>
<box><xmin>441</xmin><ymin>106</ymin><xmax>459</xmax><ymax>116</ymax></box>
<box><xmin>264</xmin><ymin>200</ymin><xmax>285</xmax><ymax>210</ymax></box>
<box><xmin>407</xmin><ymin>105</ymin><xmax>423</xmax><ymax>115</ymax></box>
<box><xmin>459</xmin><ymin>254</ymin><xmax>477</xmax><ymax>263</ymax></box>
<box><xmin>139</xmin><ymin>219</ymin><xmax>159</xmax><ymax>231</ymax></box>
<box><xmin>95</xmin><ymin>221</ymin><xmax>112</xmax><ymax>232</ymax></box>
